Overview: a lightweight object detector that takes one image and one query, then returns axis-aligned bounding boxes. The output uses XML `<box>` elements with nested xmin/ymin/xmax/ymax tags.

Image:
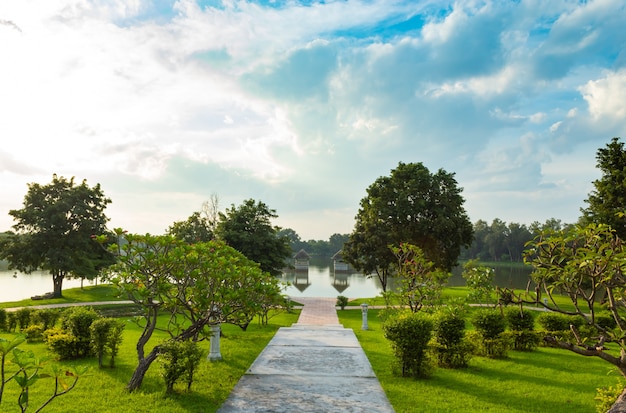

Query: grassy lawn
<box><xmin>338</xmin><ymin>308</ymin><xmax>621</xmax><ymax>413</ymax></box>
<box><xmin>0</xmin><ymin>285</ymin><xmax>122</xmax><ymax>309</ymax></box>
<box><xmin>0</xmin><ymin>310</ymin><xmax>300</xmax><ymax>413</ymax></box>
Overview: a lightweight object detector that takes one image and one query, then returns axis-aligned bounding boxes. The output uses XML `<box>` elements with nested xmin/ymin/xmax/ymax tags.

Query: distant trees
<box><xmin>215</xmin><ymin>199</ymin><xmax>291</xmax><ymax>276</ymax></box>
<box><xmin>0</xmin><ymin>175</ymin><xmax>114</xmax><ymax>297</ymax></box>
<box><xmin>343</xmin><ymin>162</ymin><xmax>473</xmax><ymax>291</ymax></box>
<box><xmin>167</xmin><ymin>211</ymin><xmax>213</xmax><ymax>243</ymax></box>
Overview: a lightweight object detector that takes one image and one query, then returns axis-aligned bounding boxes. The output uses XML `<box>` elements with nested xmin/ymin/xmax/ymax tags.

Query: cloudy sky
<box><xmin>1</xmin><ymin>0</ymin><xmax>625</xmax><ymax>241</ymax></box>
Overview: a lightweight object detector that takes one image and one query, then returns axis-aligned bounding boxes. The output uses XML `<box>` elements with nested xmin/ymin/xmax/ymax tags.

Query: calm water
<box><xmin>0</xmin><ymin>269</ymin><xmax>93</xmax><ymax>302</ymax></box>
<box><xmin>0</xmin><ymin>260</ymin><xmax>534</xmax><ymax>302</ymax></box>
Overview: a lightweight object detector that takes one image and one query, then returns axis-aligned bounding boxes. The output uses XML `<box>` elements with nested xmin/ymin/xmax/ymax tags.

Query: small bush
<box><xmin>31</xmin><ymin>308</ymin><xmax>61</xmax><ymax>330</ymax></box>
<box><xmin>432</xmin><ymin>310</ymin><xmax>473</xmax><ymax>368</ymax></box>
<box><xmin>90</xmin><ymin>318</ymin><xmax>125</xmax><ymax>368</ymax></box>
<box><xmin>23</xmin><ymin>323</ymin><xmax>45</xmax><ymax>343</ymax></box>
<box><xmin>382</xmin><ymin>312</ymin><xmax>434</xmax><ymax>378</ymax></box>
<box><xmin>336</xmin><ymin>295</ymin><xmax>349</xmax><ymax>310</ymax></box>
<box><xmin>504</xmin><ymin>307</ymin><xmax>539</xmax><ymax>351</ymax></box>
<box><xmin>159</xmin><ymin>340</ymin><xmax>203</xmax><ymax>394</ymax></box>
<box><xmin>537</xmin><ymin>312</ymin><xmax>582</xmax><ymax>332</ymax></box>
<box><xmin>60</xmin><ymin>306</ymin><xmax>99</xmax><ymax>358</ymax></box>
<box><xmin>471</xmin><ymin>309</ymin><xmax>509</xmax><ymax>358</ymax></box>
<box><xmin>14</xmin><ymin>308</ymin><xmax>32</xmax><ymax>331</ymax></box>
<box><xmin>7</xmin><ymin>312</ymin><xmax>17</xmax><ymax>332</ymax></box>
<box><xmin>504</xmin><ymin>307</ymin><xmax>535</xmax><ymax>331</ymax></box>
<box><xmin>44</xmin><ymin>327</ymin><xmax>80</xmax><ymax>360</ymax></box>
<box><xmin>0</xmin><ymin>308</ymin><xmax>7</xmax><ymax>331</ymax></box>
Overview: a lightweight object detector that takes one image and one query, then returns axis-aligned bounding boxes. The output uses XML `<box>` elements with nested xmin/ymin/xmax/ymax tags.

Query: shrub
<box><xmin>31</xmin><ymin>308</ymin><xmax>61</xmax><ymax>330</ymax></box>
<box><xmin>90</xmin><ymin>318</ymin><xmax>125</xmax><ymax>368</ymax></box>
<box><xmin>336</xmin><ymin>295</ymin><xmax>349</xmax><ymax>310</ymax></box>
<box><xmin>44</xmin><ymin>327</ymin><xmax>80</xmax><ymax>360</ymax></box>
<box><xmin>537</xmin><ymin>312</ymin><xmax>582</xmax><ymax>332</ymax></box>
<box><xmin>596</xmin><ymin>379</ymin><xmax>625</xmax><ymax>413</ymax></box>
<box><xmin>14</xmin><ymin>308</ymin><xmax>32</xmax><ymax>331</ymax></box>
<box><xmin>382</xmin><ymin>312</ymin><xmax>434</xmax><ymax>378</ymax></box>
<box><xmin>159</xmin><ymin>340</ymin><xmax>203</xmax><ymax>394</ymax></box>
<box><xmin>504</xmin><ymin>307</ymin><xmax>539</xmax><ymax>351</ymax></box>
<box><xmin>0</xmin><ymin>308</ymin><xmax>7</xmax><ymax>331</ymax></box>
<box><xmin>7</xmin><ymin>312</ymin><xmax>17</xmax><ymax>332</ymax></box>
<box><xmin>23</xmin><ymin>324</ymin><xmax>45</xmax><ymax>343</ymax></box>
<box><xmin>60</xmin><ymin>306</ymin><xmax>99</xmax><ymax>358</ymax></box>
<box><xmin>432</xmin><ymin>310</ymin><xmax>473</xmax><ymax>368</ymax></box>
<box><xmin>471</xmin><ymin>309</ymin><xmax>509</xmax><ymax>358</ymax></box>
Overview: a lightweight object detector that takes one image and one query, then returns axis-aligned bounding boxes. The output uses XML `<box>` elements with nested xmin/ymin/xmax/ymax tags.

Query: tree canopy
<box><xmin>0</xmin><ymin>175</ymin><xmax>114</xmax><ymax>297</ymax></box>
<box><xmin>166</xmin><ymin>211</ymin><xmax>213</xmax><ymax>243</ymax></box>
<box><xmin>581</xmin><ymin>137</ymin><xmax>626</xmax><ymax>238</ymax></box>
<box><xmin>215</xmin><ymin>199</ymin><xmax>291</xmax><ymax>276</ymax></box>
<box><xmin>104</xmin><ymin>234</ymin><xmax>283</xmax><ymax>391</ymax></box>
<box><xmin>343</xmin><ymin>162</ymin><xmax>473</xmax><ymax>291</ymax></box>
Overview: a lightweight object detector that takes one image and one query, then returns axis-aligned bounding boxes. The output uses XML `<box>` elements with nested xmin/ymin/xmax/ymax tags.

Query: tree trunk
<box><xmin>608</xmin><ymin>388</ymin><xmax>626</xmax><ymax>413</ymax></box>
<box><xmin>52</xmin><ymin>272</ymin><xmax>64</xmax><ymax>298</ymax></box>
<box><xmin>126</xmin><ymin>348</ymin><xmax>160</xmax><ymax>392</ymax></box>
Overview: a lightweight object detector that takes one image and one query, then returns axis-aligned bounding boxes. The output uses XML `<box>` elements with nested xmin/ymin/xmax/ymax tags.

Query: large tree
<box><xmin>581</xmin><ymin>137</ymin><xmax>626</xmax><ymax>238</ymax></box>
<box><xmin>0</xmin><ymin>175</ymin><xmax>113</xmax><ymax>297</ymax></box>
<box><xmin>103</xmin><ymin>234</ymin><xmax>283</xmax><ymax>392</ymax></box>
<box><xmin>216</xmin><ymin>199</ymin><xmax>291</xmax><ymax>276</ymax></box>
<box><xmin>343</xmin><ymin>162</ymin><xmax>473</xmax><ymax>291</ymax></box>
<box><xmin>166</xmin><ymin>211</ymin><xmax>213</xmax><ymax>243</ymax></box>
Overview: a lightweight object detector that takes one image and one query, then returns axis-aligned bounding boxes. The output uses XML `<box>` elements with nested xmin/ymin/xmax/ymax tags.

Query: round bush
<box><xmin>383</xmin><ymin>312</ymin><xmax>434</xmax><ymax>378</ymax></box>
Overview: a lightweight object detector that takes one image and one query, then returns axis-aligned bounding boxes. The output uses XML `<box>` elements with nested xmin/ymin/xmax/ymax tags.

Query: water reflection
<box><xmin>281</xmin><ymin>257</ymin><xmax>385</xmax><ymax>298</ymax></box>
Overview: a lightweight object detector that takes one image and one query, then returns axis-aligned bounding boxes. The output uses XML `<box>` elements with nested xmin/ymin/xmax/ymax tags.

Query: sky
<box><xmin>1</xmin><ymin>0</ymin><xmax>625</xmax><ymax>241</ymax></box>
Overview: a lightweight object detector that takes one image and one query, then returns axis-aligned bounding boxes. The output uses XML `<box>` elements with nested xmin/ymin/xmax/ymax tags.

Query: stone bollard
<box><xmin>208</xmin><ymin>323</ymin><xmax>223</xmax><ymax>361</ymax></box>
<box><xmin>361</xmin><ymin>303</ymin><xmax>369</xmax><ymax>331</ymax></box>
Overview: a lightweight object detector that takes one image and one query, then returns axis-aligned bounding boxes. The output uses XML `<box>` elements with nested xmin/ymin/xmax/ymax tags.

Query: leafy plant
<box><xmin>159</xmin><ymin>340</ymin><xmax>203</xmax><ymax>394</ymax></box>
<box><xmin>336</xmin><ymin>295</ymin><xmax>349</xmax><ymax>310</ymax></box>
<box><xmin>90</xmin><ymin>318</ymin><xmax>125</xmax><ymax>368</ymax></box>
<box><xmin>432</xmin><ymin>309</ymin><xmax>473</xmax><ymax>368</ymax></box>
<box><xmin>471</xmin><ymin>309</ymin><xmax>509</xmax><ymax>358</ymax></box>
<box><xmin>382</xmin><ymin>311</ymin><xmax>434</xmax><ymax>378</ymax></box>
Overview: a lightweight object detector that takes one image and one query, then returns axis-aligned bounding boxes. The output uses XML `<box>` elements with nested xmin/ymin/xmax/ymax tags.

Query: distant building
<box><xmin>293</xmin><ymin>249</ymin><xmax>310</xmax><ymax>270</ymax></box>
<box><xmin>332</xmin><ymin>250</ymin><xmax>349</xmax><ymax>272</ymax></box>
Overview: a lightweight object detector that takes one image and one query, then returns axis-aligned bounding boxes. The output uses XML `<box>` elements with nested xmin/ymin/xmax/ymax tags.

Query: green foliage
<box><xmin>471</xmin><ymin>309</ymin><xmax>509</xmax><ymax>358</ymax></box>
<box><xmin>343</xmin><ymin>162</ymin><xmax>473</xmax><ymax>292</ymax></box>
<box><xmin>595</xmin><ymin>379</ymin><xmax>625</xmax><ymax>413</ymax></box>
<box><xmin>461</xmin><ymin>260</ymin><xmax>495</xmax><ymax>304</ymax></box>
<box><xmin>336</xmin><ymin>295</ymin><xmax>348</xmax><ymax>310</ymax></box>
<box><xmin>0</xmin><ymin>174</ymin><xmax>114</xmax><ymax>298</ymax></box>
<box><xmin>15</xmin><ymin>307</ymin><xmax>32</xmax><ymax>331</ymax></box>
<box><xmin>107</xmin><ymin>234</ymin><xmax>283</xmax><ymax>391</ymax></box>
<box><xmin>90</xmin><ymin>318</ymin><xmax>125</xmax><ymax>368</ymax></box>
<box><xmin>215</xmin><ymin>198</ymin><xmax>291</xmax><ymax>276</ymax></box>
<box><xmin>536</xmin><ymin>312</ymin><xmax>582</xmax><ymax>332</ymax></box>
<box><xmin>0</xmin><ymin>309</ymin><xmax>6</xmax><ymax>332</ymax></box>
<box><xmin>167</xmin><ymin>211</ymin><xmax>213</xmax><ymax>243</ymax></box>
<box><xmin>504</xmin><ymin>307</ymin><xmax>539</xmax><ymax>351</ymax></box>
<box><xmin>22</xmin><ymin>324</ymin><xmax>45</xmax><ymax>343</ymax></box>
<box><xmin>43</xmin><ymin>307</ymin><xmax>99</xmax><ymax>360</ymax></box>
<box><xmin>7</xmin><ymin>313</ymin><xmax>17</xmax><ymax>332</ymax></box>
<box><xmin>581</xmin><ymin>137</ymin><xmax>626</xmax><ymax>239</ymax></box>
<box><xmin>31</xmin><ymin>309</ymin><xmax>60</xmax><ymax>331</ymax></box>
<box><xmin>158</xmin><ymin>340</ymin><xmax>203</xmax><ymax>394</ymax></box>
<box><xmin>44</xmin><ymin>328</ymin><xmax>79</xmax><ymax>360</ymax></box>
<box><xmin>389</xmin><ymin>243</ymin><xmax>450</xmax><ymax>313</ymax></box>
<box><xmin>432</xmin><ymin>309</ymin><xmax>473</xmax><ymax>368</ymax></box>
<box><xmin>382</xmin><ymin>311</ymin><xmax>434</xmax><ymax>378</ymax></box>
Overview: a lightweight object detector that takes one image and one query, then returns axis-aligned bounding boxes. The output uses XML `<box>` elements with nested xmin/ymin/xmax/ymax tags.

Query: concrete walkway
<box><xmin>217</xmin><ymin>297</ymin><xmax>395</xmax><ymax>413</ymax></box>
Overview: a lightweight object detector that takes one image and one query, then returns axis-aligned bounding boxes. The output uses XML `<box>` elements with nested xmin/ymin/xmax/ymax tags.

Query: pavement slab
<box><xmin>217</xmin><ymin>298</ymin><xmax>395</xmax><ymax>413</ymax></box>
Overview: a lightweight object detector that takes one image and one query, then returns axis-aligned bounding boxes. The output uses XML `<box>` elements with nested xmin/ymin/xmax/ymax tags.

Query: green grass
<box><xmin>338</xmin><ymin>309</ymin><xmax>620</xmax><ymax>413</ymax></box>
<box><xmin>0</xmin><ymin>285</ymin><xmax>122</xmax><ymax>309</ymax></box>
<box><xmin>0</xmin><ymin>310</ymin><xmax>300</xmax><ymax>413</ymax></box>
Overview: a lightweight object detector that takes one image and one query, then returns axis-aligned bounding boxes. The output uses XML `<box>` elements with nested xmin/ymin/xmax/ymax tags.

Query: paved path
<box><xmin>217</xmin><ymin>297</ymin><xmax>395</xmax><ymax>413</ymax></box>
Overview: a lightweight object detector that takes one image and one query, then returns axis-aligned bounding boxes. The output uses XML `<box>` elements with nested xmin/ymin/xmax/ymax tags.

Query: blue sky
<box><xmin>1</xmin><ymin>0</ymin><xmax>625</xmax><ymax>240</ymax></box>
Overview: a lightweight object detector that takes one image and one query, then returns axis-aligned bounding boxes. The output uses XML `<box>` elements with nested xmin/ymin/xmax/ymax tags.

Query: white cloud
<box><xmin>580</xmin><ymin>69</ymin><xmax>626</xmax><ymax>121</ymax></box>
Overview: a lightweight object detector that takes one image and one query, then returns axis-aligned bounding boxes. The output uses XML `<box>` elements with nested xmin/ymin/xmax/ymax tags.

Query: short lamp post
<box><xmin>361</xmin><ymin>303</ymin><xmax>369</xmax><ymax>331</ymax></box>
<box><xmin>208</xmin><ymin>305</ymin><xmax>223</xmax><ymax>361</ymax></box>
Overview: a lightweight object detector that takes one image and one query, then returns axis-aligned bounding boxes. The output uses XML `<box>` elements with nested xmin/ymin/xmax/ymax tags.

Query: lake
<box><xmin>0</xmin><ymin>260</ymin><xmax>534</xmax><ymax>302</ymax></box>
